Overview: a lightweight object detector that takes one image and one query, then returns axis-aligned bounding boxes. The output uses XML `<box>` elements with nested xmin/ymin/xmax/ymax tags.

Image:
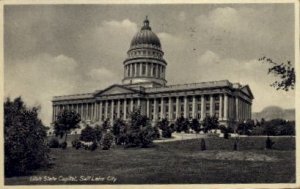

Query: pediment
<box><xmin>240</xmin><ymin>85</ymin><xmax>254</xmax><ymax>99</ymax></box>
<box><xmin>94</xmin><ymin>85</ymin><xmax>138</xmax><ymax>96</ymax></box>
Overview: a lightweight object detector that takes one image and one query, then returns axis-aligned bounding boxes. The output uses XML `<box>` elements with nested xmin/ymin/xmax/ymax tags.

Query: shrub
<box><xmin>124</xmin><ymin>109</ymin><xmax>155</xmax><ymax>148</ymax></box>
<box><xmin>153</xmin><ymin>126</ymin><xmax>160</xmax><ymax>139</ymax></box>
<box><xmin>162</xmin><ymin>127</ymin><xmax>173</xmax><ymax>138</ymax></box>
<box><xmin>266</xmin><ymin>136</ymin><xmax>275</xmax><ymax>149</ymax></box>
<box><xmin>48</xmin><ymin>138</ymin><xmax>60</xmax><ymax>148</ymax></box>
<box><xmin>202</xmin><ymin>116</ymin><xmax>219</xmax><ymax>133</ymax></box>
<box><xmin>80</xmin><ymin>125</ymin><xmax>96</xmax><ymax>142</ymax></box>
<box><xmin>90</xmin><ymin>141</ymin><xmax>97</xmax><ymax>151</ymax></box>
<box><xmin>157</xmin><ymin>118</ymin><xmax>173</xmax><ymax>138</ymax></box>
<box><xmin>60</xmin><ymin>142</ymin><xmax>67</xmax><ymax>149</ymax></box>
<box><xmin>5</xmin><ymin>97</ymin><xmax>49</xmax><ymax>177</ymax></box>
<box><xmin>102</xmin><ymin>132</ymin><xmax>114</xmax><ymax>150</ymax></box>
<box><xmin>140</xmin><ymin>126</ymin><xmax>156</xmax><ymax>147</ymax></box>
<box><xmin>200</xmin><ymin>139</ymin><xmax>206</xmax><ymax>151</ymax></box>
<box><xmin>191</xmin><ymin>119</ymin><xmax>201</xmax><ymax>133</ymax></box>
<box><xmin>71</xmin><ymin>139</ymin><xmax>81</xmax><ymax>149</ymax></box>
<box><xmin>174</xmin><ymin>116</ymin><xmax>190</xmax><ymax>133</ymax></box>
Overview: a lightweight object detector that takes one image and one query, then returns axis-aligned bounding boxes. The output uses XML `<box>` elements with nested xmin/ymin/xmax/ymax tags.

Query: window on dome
<box><xmin>153</xmin><ymin>65</ymin><xmax>156</xmax><ymax>76</ymax></box>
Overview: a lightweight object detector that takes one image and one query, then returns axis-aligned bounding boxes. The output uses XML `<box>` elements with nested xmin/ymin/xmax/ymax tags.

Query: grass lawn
<box><xmin>5</xmin><ymin>136</ymin><xmax>295</xmax><ymax>185</ymax></box>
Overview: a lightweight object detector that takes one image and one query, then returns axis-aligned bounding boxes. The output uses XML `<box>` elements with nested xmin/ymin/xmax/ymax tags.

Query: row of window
<box><xmin>128</xmin><ymin>49</ymin><xmax>162</xmax><ymax>58</ymax></box>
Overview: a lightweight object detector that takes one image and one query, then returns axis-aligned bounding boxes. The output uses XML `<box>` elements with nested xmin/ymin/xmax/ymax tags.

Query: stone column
<box><xmin>201</xmin><ymin>95</ymin><xmax>205</xmax><ymax>120</ymax></box>
<box><xmin>146</xmin><ymin>99</ymin><xmax>150</xmax><ymax>117</ymax></box>
<box><xmin>99</xmin><ymin>102</ymin><xmax>103</xmax><ymax>121</ymax></box>
<box><xmin>235</xmin><ymin>96</ymin><xmax>241</xmax><ymax>121</ymax></box>
<box><xmin>137</xmin><ymin>98</ymin><xmax>141</xmax><ymax>108</ymax></box>
<box><xmin>130</xmin><ymin>99</ymin><xmax>134</xmax><ymax>112</ymax></box>
<box><xmin>184</xmin><ymin>96</ymin><xmax>188</xmax><ymax>118</ymax></box>
<box><xmin>224</xmin><ymin>94</ymin><xmax>228</xmax><ymax>120</ymax></box>
<box><xmin>140</xmin><ymin>63</ymin><xmax>143</xmax><ymax>76</ymax></box>
<box><xmin>210</xmin><ymin>95</ymin><xmax>214</xmax><ymax>116</ymax></box>
<box><xmin>176</xmin><ymin>97</ymin><xmax>180</xmax><ymax>118</ymax></box>
<box><xmin>111</xmin><ymin>100</ymin><xmax>114</xmax><ymax>123</ymax></box>
<box><xmin>219</xmin><ymin>95</ymin><xmax>223</xmax><ymax>121</ymax></box>
<box><xmin>105</xmin><ymin>101</ymin><xmax>108</xmax><ymax>120</ymax></box>
<box><xmin>52</xmin><ymin>105</ymin><xmax>55</xmax><ymax>122</ymax></box>
<box><xmin>192</xmin><ymin>96</ymin><xmax>196</xmax><ymax>119</ymax></box>
<box><xmin>168</xmin><ymin>97</ymin><xmax>173</xmax><ymax>121</ymax></box>
<box><xmin>135</xmin><ymin>63</ymin><xmax>137</xmax><ymax>77</ymax></box>
<box><xmin>160</xmin><ymin>97</ymin><xmax>165</xmax><ymax>119</ymax></box>
<box><xmin>145</xmin><ymin>63</ymin><xmax>148</xmax><ymax>76</ymax></box>
<box><xmin>117</xmin><ymin>100</ymin><xmax>121</xmax><ymax>118</ymax></box>
<box><xmin>123</xmin><ymin>99</ymin><xmax>127</xmax><ymax>120</ymax></box>
<box><xmin>153</xmin><ymin>98</ymin><xmax>158</xmax><ymax>121</ymax></box>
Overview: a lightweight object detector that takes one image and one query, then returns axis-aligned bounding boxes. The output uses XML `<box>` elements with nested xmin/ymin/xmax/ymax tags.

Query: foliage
<box><xmin>112</xmin><ymin>118</ymin><xmax>127</xmax><ymax>145</ymax></box>
<box><xmin>174</xmin><ymin>116</ymin><xmax>190</xmax><ymax>133</ymax></box>
<box><xmin>200</xmin><ymin>139</ymin><xmax>206</xmax><ymax>151</ymax></box>
<box><xmin>90</xmin><ymin>141</ymin><xmax>98</xmax><ymax>151</ymax></box>
<box><xmin>259</xmin><ymin>57</ymin><xmax>295</xmax><ymax>91</ymax></box>
<box><xmin>190</xmin><ymin>119</ymin><xmax>201</xmax><ymax>133</ymax></box>
<box><xmin>262</xmin><ymin>119</ymin><xmax>295</xmax><ymax>136</ymax></box>
<box><xmin>102</xmin><ymin>119</ymin><xmax>111</xmax><ymax>132</ymax></box>
<box><xmin>80</xmin><ymin>125</ymin><xmax>97</xmax><ymax>142</ymax></box>
<box><xmin>236</xmin><ymin>120</ymin><xmax>254</xmax><ymax>135</ymax></box>
<box><xmin>156</xmin><ymin>118</ymin><xmax>173</xmax><ymax>138</ymax></box>
<box><xmin>102</xmin><ymin>132</ymin><xmax>114</xmax><ymax>150</ymax></box>
<box><xmin>71</xmin><ymin>139</ymin><xmax>81</xmax><ymax>149</ymax></box>
<box><xmin>219</xmin><ymin>125</ymin><xmax>229</xmax><ymax>139</ymax></box>
<box><xmin>48</xmin><ymin>138</ymin><xmax>60</xmax><ymax>148</ymax></box>
<box><xmin>60</xmin><ymin>142</ymin><xmax>67</xmax><ymax>149</ymax></box>
<box><xmin>139</xmin><ymin>125</ymin><xmax>156</xmax><ymax>147</ymax></box>
<box><xmin>4</xmin><ymin>97</ymin><xmax>49</xmax><ymax>177</ymax></box>
<box><xmin>94</xmin><ymin>124</ymin><xmax>103</xmax><ymax>143</ymax></box>
<box><xmin>153</xmin><ymin>126</ymin><xmax>160</xmax><ymax>139</ymax></box>
<box><xmin>54</xmin><ymin>109</ymin><xmax>81</xmax><ymax>143</ymax></box>
<box><xmin>202</xmin><ymin>116</ymin><xmax>219</xmax><ymax>133</ymax></box>
<box><xmin>124</xmin><ymin>109</ymin><xmax>155</xmax><ymax>148</ymax></box>
<box><xmin>266</xmin><ymin>136</ymin><xmax>275</xmax><ymax>149</ymax></box>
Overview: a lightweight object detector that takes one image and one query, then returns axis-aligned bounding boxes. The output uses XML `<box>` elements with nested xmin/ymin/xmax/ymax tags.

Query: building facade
<box><xmin>52</xmin><ymin>18</ymin><xmax>254</xmax><ymax>127</ymax></box>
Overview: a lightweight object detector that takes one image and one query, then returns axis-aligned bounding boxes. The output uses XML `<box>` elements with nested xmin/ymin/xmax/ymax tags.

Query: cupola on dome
<box><xmin>130</xmin><ymin>17</ymin><xmax>161</xmax><ymax>48</ymax></box>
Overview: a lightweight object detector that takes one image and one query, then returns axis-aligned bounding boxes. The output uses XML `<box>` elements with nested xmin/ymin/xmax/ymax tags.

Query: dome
<box><xmin>130</xmin><ymin>17</ymin><xmax>161</xmax><ymax>48</ymax></box>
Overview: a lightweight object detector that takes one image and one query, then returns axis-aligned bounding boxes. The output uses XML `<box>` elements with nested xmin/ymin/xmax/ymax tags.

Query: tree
<box><xmin>80</xmin><ymin>125</ymin><xmax>97</xmax><ymax>142</ymax></box>
<box><xmin>102</xmin><ymin>118</ymin><xmax>111</xmax><ymax>132</ymax></box>
<box><xmin>259</xmin><ymin>57</ymin><xmax>295</xmax><ymax>91</ymax></box>
<box><xmin>4</xmin><ymin>97</ymin><xmax>49</xmax><ymax>177</ymax></box>
<box><xmin>125</xmin><ymin>109</ymin><xmax>155</xmax><ymax>148</ymax></box>
<box><xmin>156</xmin><ymin>118</ymin><xmax>173</xmax><ymax>138</ymax></box>
<box><xmin>94</xmin><ymin>124</ymin><xmax>103</xmax><ymax>143</ymax></box>
<box><xmin>236</xmin><ymin>119</ymin><xmax>254</xmax><ymax>135</ymax></box>
<box><xmin>174</xmin><ymin>116</ymin><xmax>190</xmax><ymax>133</ymax></box>
<box><xmin>190</xmin><ymin>119</ymin><xmax>201</xmax><ymax>133</ymax></box>
<box><xmin>202</xmin><ymin>116</ymin><xmax>219</xmax><ymax>133</ymax></box>
<box><xmin>54</xmin><ymin>109</ymin><xmax>81</xmax><ymax>144</ymax></box>
<box><xmin>112</xmin><ymin>118</ymin><xmax>127</xmax><ymax>145</ymax></box>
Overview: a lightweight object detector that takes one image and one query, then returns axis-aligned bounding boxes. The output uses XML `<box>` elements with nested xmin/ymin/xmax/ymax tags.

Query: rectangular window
<box><xmin>206</xmin><ymin>104</ymin><xmax>210</xmax><ymax>111</ymax></box>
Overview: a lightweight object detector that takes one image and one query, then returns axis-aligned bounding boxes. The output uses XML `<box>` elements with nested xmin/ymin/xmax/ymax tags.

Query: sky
<box><xmin>4</xmin><ymin>4</ymin><xmax>295</xmax><ymax>125</ymax></box>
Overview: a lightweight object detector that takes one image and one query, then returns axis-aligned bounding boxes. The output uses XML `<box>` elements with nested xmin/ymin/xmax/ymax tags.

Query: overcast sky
<box><xmin>4</xmin><ymin>4</ymin><xmax>295</xmax><ymax>125</ymax></box>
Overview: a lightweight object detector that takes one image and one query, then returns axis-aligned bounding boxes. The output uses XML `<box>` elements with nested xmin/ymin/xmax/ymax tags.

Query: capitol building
<box><xmin>52</xmin><ymin>17</ymin><xmax>254</xmax><ymax>128</ymax></box>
